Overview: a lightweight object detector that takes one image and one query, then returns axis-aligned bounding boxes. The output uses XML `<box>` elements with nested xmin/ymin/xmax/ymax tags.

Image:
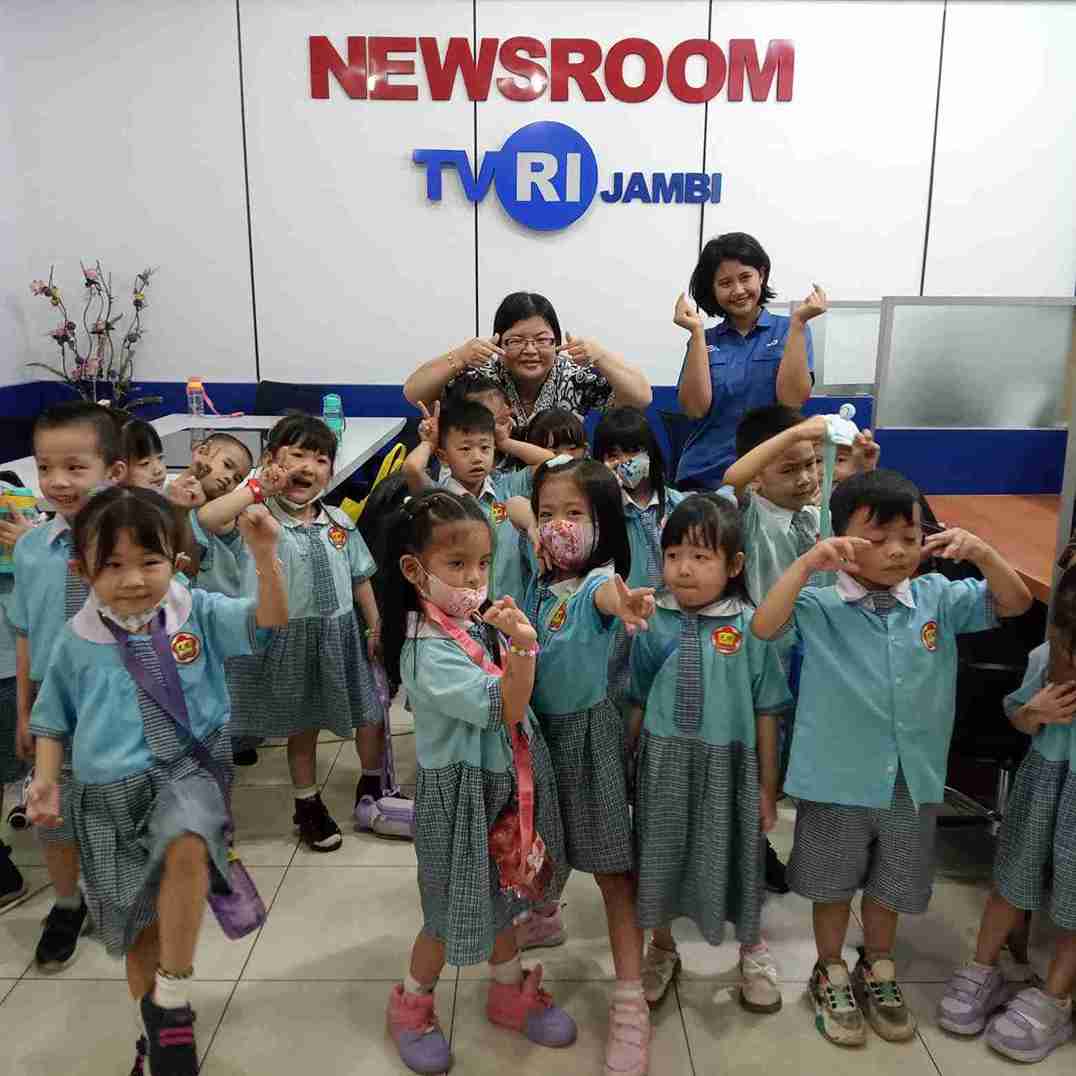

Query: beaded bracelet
<box><xmin>507</xmin><ymin>641</ymin><xmax>540</xmax><ymax>658</ymax></box>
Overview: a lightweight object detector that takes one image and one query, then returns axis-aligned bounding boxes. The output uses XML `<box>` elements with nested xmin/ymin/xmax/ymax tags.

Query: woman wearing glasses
<box><xmin>403</xmin><ymin>292</ymin><xmax>652</xmax><ymax>434</ymax></box>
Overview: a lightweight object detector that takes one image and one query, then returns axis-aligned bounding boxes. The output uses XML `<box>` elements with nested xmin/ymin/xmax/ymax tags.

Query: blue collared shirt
<box><xmin>676</xmin><ymin>310</ymin><xmax>814</xmax><ymax>488</ymax></box>
<box><xmin>774</xmin><ymin>571</ymin><xmax>997</xmax><ymax>808</ymax></box>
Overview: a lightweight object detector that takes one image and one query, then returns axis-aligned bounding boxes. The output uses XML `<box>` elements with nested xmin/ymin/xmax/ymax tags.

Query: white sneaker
<box><xmin>641</xmin><ymin>943</ymin><xmax>680</xmax><ymax>1006</ymax></box>
<box><xmin>740</xmin><ymin>942</ymin><xmax>782</xmax><ymax>1013</ymax></box>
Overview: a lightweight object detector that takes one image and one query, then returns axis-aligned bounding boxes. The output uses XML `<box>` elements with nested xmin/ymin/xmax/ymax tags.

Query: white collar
<box><xmin>47</xmin><ymin>515</ymin><xmax>72</xmax><ymax>544</ymax></box>
<box><xmin>547</xmin><ymin>562</ymin><xmax>615</xmax><ymax>599</ymax></box>
<box><xmin>835</xmin><ymin>570</ymin><xmax>916</xmax><ymax>610</ymax></box>
<box><xmin>622</xmin><ymin>488</ymin><xmax>659</xmax><ymax>511</ymax></box>
<box><xmin>655</xmin><ymin>590</ymin><xmax>748</xmax><ymax>617</ymax></box>
<box><xmin>267</xmin><ymin>498</ymin><xmax>352</xmax><ymax>530</ymax></box>
<box><xmin>442</xmin><ymin>472</ymin><xmax>497</xmax><ymax>501</ymax></box>
<box><xmin>753</xmin><ymin>493</ymin><xmax>815</xmax><ymax>530</ymax></box>
<box><xmin>69</xmin><ymin>578</ymin><xmax>194</xmax><ymax>644</ymax></box>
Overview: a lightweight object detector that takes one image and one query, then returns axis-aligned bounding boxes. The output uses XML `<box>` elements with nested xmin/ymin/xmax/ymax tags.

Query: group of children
<box><xmin>0</xmin><ymin>381</ymin><xmax>1073</xmax><ymax>1076</ymax></box>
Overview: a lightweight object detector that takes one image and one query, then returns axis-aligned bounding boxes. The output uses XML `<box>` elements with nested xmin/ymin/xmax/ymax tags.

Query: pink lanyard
<box><xmin>420</xmin><ymin>601</ymin><xmax>537</xmax><ymax>858</ymax></box>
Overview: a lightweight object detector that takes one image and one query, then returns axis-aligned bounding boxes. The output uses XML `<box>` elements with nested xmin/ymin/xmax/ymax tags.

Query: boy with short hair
<box><xmin>11</xmin><ymin>401</ymin><xmax>127</xmax><ymax>969</ymax></box>
<box><xmin>752</xmin><ymin>469</ymin><xmax>1032</xmax><ymax>1046</ymax></box>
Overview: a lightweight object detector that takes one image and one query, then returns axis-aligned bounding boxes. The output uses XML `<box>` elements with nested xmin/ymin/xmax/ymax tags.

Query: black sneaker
<box><xmin>294</xmin><ymin>793</ymin><xmax>343</xmax><ymax>852</ymax></box>
<box><xmin>0</xmin><ymin>842</ymin><xmax>26</xmax><ymax>909</ymax></box>
<box><xmin>354</xmin><ymin>774</ymin><xmax>383</xmax><ymax>806</ymax></box>
<box><xmin>35</xmin><ymin>896</ymin><xmax>89</xmax><ymax>970</ymax></box>
<box><xmin>764</xmin><ymin>839</ymin><xmax>790</xmax><ymax>895</ymax></box>
<box><xmin>139</xmin><ymin>994</ymin><xmax>198</xmax><ymax>1076</ymax></box>
<box><xmin>232</xmin><ymin>747</ymin><xmax>259</xmax><ymax>766</ymax></box>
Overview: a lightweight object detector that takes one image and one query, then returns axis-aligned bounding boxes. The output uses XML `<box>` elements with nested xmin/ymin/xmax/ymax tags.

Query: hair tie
<box><xmin>545</xmin><ymin>454</ymin><xmax>574</xmax><ymax>468</ymax></box>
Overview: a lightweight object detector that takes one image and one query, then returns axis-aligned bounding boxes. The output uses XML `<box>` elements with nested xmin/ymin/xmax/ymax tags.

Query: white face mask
<box><xmin>420</xmin><ymin>565</ymin><xmax>487</xmax><ymax>619</ymax></box>
<box><xmin>96</xmin><ymin>593</ymin><xmax>170</xmax><ymax>633</ymax></box>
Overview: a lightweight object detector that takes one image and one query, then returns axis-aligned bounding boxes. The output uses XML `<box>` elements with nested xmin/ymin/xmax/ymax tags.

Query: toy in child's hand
<box><xmin>614</xmin><ymin>574</ymin><xmax>656</xmax><ymax>636</ymax></box>
<box><xmin>416</xmin><ymin>400</ymin><xmax>440</xmax><ymax>446</ymax></box>
<box><xmin>237</xmin><ymin>503</ymin><xmax>281</xmax><ymax>553</ymax></box>
<box><xmin>167</xmin><ymin>472</ymin><xmax>206</xmax><ymax>508</ymax></box>
<box><xmin>824</xmin><ymin>406</ymin><xmax>858</xmax><ymax>448</ymax></box>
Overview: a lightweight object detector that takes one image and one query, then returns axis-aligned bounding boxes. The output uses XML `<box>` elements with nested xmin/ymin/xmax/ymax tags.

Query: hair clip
<box><xmin>546</xmin><ymin>453</ymin><xmax>574</xmax><ymax>468</ymax></box>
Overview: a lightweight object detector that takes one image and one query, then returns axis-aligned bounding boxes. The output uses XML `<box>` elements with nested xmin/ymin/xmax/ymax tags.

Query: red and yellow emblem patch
<box><xmin>491</xmin><ymin>501</ymin><xmax>508</xmax><ymax>524</ymax></box>
<box><xmin>548</xmin><ymin>601</ymin><xmax>568</xmax><ymax>632</ymax></box>
<box><xmin>712</xmin><ymin>624</ymin><xmax>743</xmax><ymax>655</ymax></box>
<box><xmin>921</xmin><ymin>620</ymin><xmax>938</xmax><ymax>652</ymax></box>
<box><xmin>170</xmin><ymin>632</ymin><xmax>201</xmax><ymax>665</ymax></box>
<box><xmin>327</xmin><ymin>525</ymin><xmax>348</xmax><ymax>550</ymax></box>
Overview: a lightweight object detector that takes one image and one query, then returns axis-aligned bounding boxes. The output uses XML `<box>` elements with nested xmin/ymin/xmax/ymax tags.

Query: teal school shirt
<box><xmin>190</xmin><ymin>514</ymin><xmax>252</xmax><ymax>598</ymax></box>
<box><xmin>623</xmin><ymin>488</ymin><xmax>686</xmax><ymax>590</ymax></box>
<box><xmin>776</xmin><ymin>571</ymin><xmax>998</xmax><ymax>808</ymax></box>
<box><xmin>1004</xmin><ymin>642</ymin><xmax>1076</xmax><ymax>773</ymax></box>
<box><xmin>29</xmin><ymin>582</ymin><xmax>269</xmax><ymax>784</ymax></box>
<box><xmin>741</xmin><ymin>493</ymin><xmax>820</xmax><ymax>607</ymax></box>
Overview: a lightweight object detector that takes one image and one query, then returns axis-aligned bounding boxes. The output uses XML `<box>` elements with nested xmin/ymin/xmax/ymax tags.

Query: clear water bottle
<box><xmin>322</xmin><ymin>393</ymin><xmax>345</xmax><ymax>443</ymax></box>
<box><xmin>187</xmin><ymin>377</ymin><xmax>206</xmax><ymax>449</ymax></box>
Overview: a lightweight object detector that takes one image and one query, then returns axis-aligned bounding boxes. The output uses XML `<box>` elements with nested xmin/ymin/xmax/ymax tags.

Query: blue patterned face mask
<box><xmin>615</xmin><ymin>453</ymin><xmax>650</xmax><ymax>491</ymax></box>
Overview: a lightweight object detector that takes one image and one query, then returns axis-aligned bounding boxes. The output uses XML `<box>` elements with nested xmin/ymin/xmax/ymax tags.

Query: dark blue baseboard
<box><xmin>1</xmin><ymin>380</ymin><xmax>1063</xmax><ymax>495</ymax></box>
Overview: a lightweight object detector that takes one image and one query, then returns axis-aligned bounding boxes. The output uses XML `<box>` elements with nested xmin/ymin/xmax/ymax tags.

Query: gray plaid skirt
<box><xmin>537</xmin><ymin>698</ymin><xmax>634</xmax><ymax>876</ymax></box>
<box><xmin>228</xmin><ymin>611</ymin><xmax>384</xmax><ymax>739</ymax></box>
<box><xmin>606</xmin><ymin>625</ymin><xmax>633</xmax><ymax>724</ymax></box>
<box><xmin>71</xmin><ymin>729</ymin><xmax>232</xmax><ymax>957</ymax></box>
<box><xmin>634</xmin><ymin>732</ymin><xmax>763</xmax><ymax>945</ymax></box>
<box><xmin>415</xmin><ymin>725</ymin><xmax>564</xmax><ymax>967</ymax></box>
<box><xmin>994</xmin><ymin>748</ymin><xmax>1076</xmax><ymax>931</ymax></box>
<box><xmin>0</xmin><ymin>677</ymin><xmax>29</xmax><ymax>786</ymax></box>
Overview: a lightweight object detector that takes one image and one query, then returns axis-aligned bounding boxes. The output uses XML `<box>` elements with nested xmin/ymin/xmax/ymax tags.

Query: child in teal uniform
<box><xmin>496</xmin><ymin>407</ymin><xmax>589</xmax><ymax>501</ymax></box>
<box><xmin>201</xmin><ymin>414</ymin><xmax>386</xmax><ymax>852</ymax></box>
<box><xmin>593</xmin><ymin>407</ymin><xmax>687</xmax><ymax>722</ymax></box>
<box><xmin>27</xmin><ymin>486</ymin><xmax>286</xmax><ymax>1076</ymax></box>
<box><xmin>11</xmin><ymin>402</ymin><xmax>128</xmax><ymax>970</ymax></box>
<box><xmin>380</xmin><ymin>489</ymin><xmax>575</xmax><ymax>1074</ymax></box>
<box><xmin>938</xmin><ymin>560</ymin><xmax>1076</xmax><ymax>1064</ymax></box>
<box><xmin>119</xmin><ymin>418</ymin><xmax>168</xmax><ymax>494</ymax></box>
<box><xmin>523</xmin><ymin>456</ymin><xmax>658</xmax><ymax>1076</ymax></box>
<box><xmin>752</xmin><ymin>470</ymin><xmax>1032</xmax><ymax>1048</ymax></box>
<box><xmin>629</xmin><ymin>495</ymin><xmax>792</xmax><ymax>1015</ymax></box>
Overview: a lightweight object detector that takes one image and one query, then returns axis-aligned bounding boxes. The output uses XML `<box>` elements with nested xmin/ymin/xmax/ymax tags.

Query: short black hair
<box><xmin>690</xmin><ymin>232</ymin><xmax>777</xmax><ymax>318</ymax></box>
<box><xmin>120</xmin><ymin>418</ymin><xmax>163</xmax><ymax>462</ymax></box>
<box><xmin>735</xmin><ymin>404</ymin><xmax>804</xmax><ymax>459</ymax></box>
<box><xmin>448</xmin><ymin>375</ymin><xmax>508</xmax><ymax>408</ymax></box>
<box><xmin>526</xmin><ymin>407</ymin><xmax>586</xmax><ymax>451</ymax></box>
<box><xmin>493</xmin><ymin>292</ymin><xmax>563</xmax><ymax>346</ymax></box>
<box><xmin>831</xmin><ymin>469</ymin><xmax>922</xmax><ymax>537</ymax></box>
<box><xmin>33</xmin><ymin>400</ymin><xmax>123</xmax><ymax>464</ymax></box>
<box><xmin>662</xmin><ymin>493</ymin><xmax>753</xmax><ymax>605</ymax></box>
<box><xmin>592</xmin><ymin>407</ymin><xmax>669</xmax><ymax>518</ymax></box>
<box><xmin>265</xmin><ymin>412</ymin><xmax>338</xmax><ymax>466</ymax></box>
<box><xmin>531</xmin><ymin>457</ymin><xmax>631</xmax><ymax>578</ymax></box>
<box><xmin>204</xmin><ymin>432</ymin><xmax>254</xmax><ymax>473</ymax></box>
<box><xmin>438</xmin><ymin>400</ymin><xmax>496</xmax><ymax>444</ymax></box>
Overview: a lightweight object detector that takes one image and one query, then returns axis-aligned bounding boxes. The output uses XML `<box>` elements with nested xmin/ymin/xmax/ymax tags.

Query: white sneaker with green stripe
<box><xmin>809</xmin><ymin>960</ymin><xmax>867</xmax><ymax>1046</ymax></box>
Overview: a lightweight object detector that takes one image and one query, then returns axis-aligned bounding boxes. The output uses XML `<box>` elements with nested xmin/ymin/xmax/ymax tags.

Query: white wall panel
<box><xmin>474</xmin><ymin>0</ymin><xmax>710</xmax><ymax>387</ymax></box>
<box><xmin>0</xmin><ymin>6</ymin><xmax>19</xmax><ymax>387</ymax></box>
<box><xmin>7</xmin><ymin>0</ymin><xmax>255</xmax><ymax>384</ymax></box>
<box><xmin>701</xmin><ymin>2</ymin><xmax>943</xmax><ymax>314</ymax></box>
<box><xmin>242</xmin><ymin>0</ymin><xmax>476</xmax><ymax>386</ymax></box>
<box><xmin>923</xmin><ymin>2</ymin><xmax>1076</xmax><ymax>297</ymax></box>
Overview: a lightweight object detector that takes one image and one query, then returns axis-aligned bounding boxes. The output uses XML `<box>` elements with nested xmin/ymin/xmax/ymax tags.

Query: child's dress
<box><xmin>525</xmin><ymin>563</ymin><xmax>632</xmax><ymax>875</ymax></box>
<box><xmin>629</xmin><ymin>592</ymin><xmax>792</xmax><ymax>943</ymax></box>
<box><xmin>0</xmin><ymin>576</ymin><xmax>28</xmax><ymax>788</ymax></box>
<box><xmin>994</xmin><ymin>642</ymin><xmax>1076</xmax><ymax>930</ymax></box>
<box><xmin>228</xmin><ymin>500</ymin><xmax>384</xmax><ymax>740</ymax></box>
<box><xmin>401</xmin><ymin>613</ymin><xmax>564</xmax><ymax>965</ymax></box>
<box><xmin>28</xmin><ymin>582</ymin><xmax>267</xmax><ymax>955</ymax></box>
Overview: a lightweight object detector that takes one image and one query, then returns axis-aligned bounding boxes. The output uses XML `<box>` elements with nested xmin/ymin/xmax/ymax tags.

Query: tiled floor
<box><xmin>1</xmin><ymin>707</ymin><xmax>1073</xmax><ymax>1075</ymax></box>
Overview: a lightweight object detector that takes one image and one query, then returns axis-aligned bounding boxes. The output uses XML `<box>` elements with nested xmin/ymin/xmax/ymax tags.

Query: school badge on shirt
<box><xmin>921</xmin><ymin>620</ymin><xmax>938</xmax><ymax>652</ymax></box>
<box><xmin>491</xmin><ymin>502</ymin><xmax>508</xmax><ymax>524</ymax></box>
<box><xmin>327</xmin><ymin>525</ymin><xmax>348</xmax><ymax>550</ymax></box>
<box><xmin>170</xmin><ymin>632</ymin><xmax>201</xmax><ymax>664</ymax></box>
<box><xmin>548</xmin><ymin>600</ymin><xmax>568</xmax><ymax>632</ymax></box>
<box><xmin>712</xmin><ymin>624</ymin><xmax>742</xmax><ymax>655</ymax></box>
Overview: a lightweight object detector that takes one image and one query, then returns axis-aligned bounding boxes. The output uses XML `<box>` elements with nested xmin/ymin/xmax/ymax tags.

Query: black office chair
<box><xmin>658</xmin><ymin>410</ymin><xmax>698</xmax><ymax>483</ymax></box>
<box><xmin>252</xmin><ymin>380</ymin><xmax>329</xmax><ymax>416</ymax></box>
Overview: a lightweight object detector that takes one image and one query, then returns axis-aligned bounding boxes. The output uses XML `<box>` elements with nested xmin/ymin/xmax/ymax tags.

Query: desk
<box><xmin>928</xmin><ymin>494</ymin><xmax>1059</xmax><ymax>604</ymax></box>
<box><xmin>2</xmin><ymin>414</ymin><xmax>406</xmax><ymax>497</ymax></box>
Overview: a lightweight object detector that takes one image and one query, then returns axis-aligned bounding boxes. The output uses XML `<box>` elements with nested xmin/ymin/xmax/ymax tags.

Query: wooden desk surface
<box><xmin>928</xmin><ymin>494</ymin><xmax>1060</xmax><ymax>603</ymax></box>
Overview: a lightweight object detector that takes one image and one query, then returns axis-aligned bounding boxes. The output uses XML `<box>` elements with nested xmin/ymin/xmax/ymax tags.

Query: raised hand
<box><xmin>560</xmin><ymin>333</ymin><xmax>603</xmax><ymax>369</ymax></box>
<box><xmin>614</xmin><ymin>574</ymin><xmax>656</xmax><ymax>635</ymax></box>
<box><xmin>483</xmin><ymin>595</ymin><xmax>538</xmax><ymax>647</ymax></box>
<box><xmin>453</xmin><ymin>335</ymin><xmax>504</xmax><ymax>369</ymax></box>
<box><xmin>167</xmin><ymin>473</ymin><xmax>206</xmax><ymax>509</ymax></box>
<box><xmin>0</xmin><ymin>500</ymin><xmax>35</xmax><ymax>547</ymax></box>
<box><xmin>237</xmin><ymin>503</ymin><xmax>281</xmax><ymax>556</ymax></box>
<box><xmin>673</xmin><ymin>291</ymin><xmax>705</xmax><ymax>332</ymax></box>
<box><xmin>792</xmin><ymin>283</ymin><xmax>828</xmax><ymax>325</ymax></box>
<box><xmin>852</xmin><ymin>429</ymin><xmax>881</xmax><ymax>472</ymax></box>
<box><xmin>258</xmin><ymin>461</ymin><xmax>290</xmax><ymax>496</ymax></box>
<box><xmin>417</xmin><ymin>400</ymin><xmax>441</xmax><ymax>447</ymax></box>
<box><xmin>804</xmin><ymin>536</ymin><xmax>873</xmax><ymax>575</ymax></box>
<box><xmin>922</xmin><ymin>527</ymin><xmax>990</xmax><ymax>565</ymax></box>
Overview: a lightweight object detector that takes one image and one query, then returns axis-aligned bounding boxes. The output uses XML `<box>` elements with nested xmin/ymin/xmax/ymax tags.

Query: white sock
<box><xmin>362</xmin><ymin>768</ymin><xmax>382</xmax><ymax>779</ymax></box>
<box><xmin>613</xmin><ymin>978</ymin><xmax>645</xmax><ymax>1004</ymax></box>
<box><xmin>490</xmin><ymin>955</ymin><xmax>523</xmax><ymax>986</ymax></box>
<box><xmin>293</xmin><ymin>785</ymin><xmax>317</xmax><ymax>801</ymax></box>
<box><xmin>404</xmin><ymin>973</ymin><xmax>435</xmax><ymax>996</ymax></box>
<box><xmin>54</xmin><ymin>892</ymin><xmax>82</xmax><ymax>911</ymax></box>
<box><xmin>154</xmin><ymin>968</ymin><xmax>192</xmax><ymax>1010</ymax></box>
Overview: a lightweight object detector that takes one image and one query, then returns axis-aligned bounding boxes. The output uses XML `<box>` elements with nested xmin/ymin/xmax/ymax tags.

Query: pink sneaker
<box><xmin>605</xmin><ymin>991</ymin><xmax>651</xmax><ymax>1075</ymax></box>
<box><xmin>515</xmin><ymin>905</ymin><xmax>566</xmax><ymax>951</ymax></box>
<box><xmin>487</xmin><ymin>964</ymin><xmax>577</xmax><ymax>1047</ymax></box>
<box><xmin>386</xmin><ymin>984</ymin><xmax>452</xmax><ymax>1074</ymax></box>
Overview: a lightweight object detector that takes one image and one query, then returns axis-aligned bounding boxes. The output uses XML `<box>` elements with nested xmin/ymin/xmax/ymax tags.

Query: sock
<box><xmin>1047</xmin><ymin>992</ymin><xmax>1073</xmax><ymax>1012</ymax></box>
<box><xmin>490</xmin><ymin>955</ymin><xmax>523</xmax><ymax>986</ymax></box>
<box><xmin>154</xmin><ymin>967</ymin><xmax>192</xmax><ymax>1011</ymax></box>
<box><xmin>404</xmin><ymin>974</ymin><xmax>435</xmax><ymax>996</ymax></box>
<box><xmin>54</xmin><ymin>892</ymin><xmax>82</xmax><ymax>911</ymax></box>
<box><xmin>293</xmin><ymin>785</ymin><xmax>317</xmax><ymax>801</ymax></box>
<box><xmin>613</xmin><ymin>978</ymin><xmax>645</xmax><ymax>1004</ymax></box>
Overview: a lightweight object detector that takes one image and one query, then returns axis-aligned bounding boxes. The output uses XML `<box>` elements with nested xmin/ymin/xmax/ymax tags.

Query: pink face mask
<box><xmin>421</xmin><ymin>566</ymin><xmax>487</xmax><ymax>619</ymax></box>
<box><xmin>539</xmin><ymin>519</ymin><xmax>598</xmax><ymax>572</ymax></box>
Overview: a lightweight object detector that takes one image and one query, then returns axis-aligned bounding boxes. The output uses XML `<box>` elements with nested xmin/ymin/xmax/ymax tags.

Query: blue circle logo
<box><xmin>493</xmin><ymin>122</ymin><xmax>599</xmax><ymax>231</ymax></box>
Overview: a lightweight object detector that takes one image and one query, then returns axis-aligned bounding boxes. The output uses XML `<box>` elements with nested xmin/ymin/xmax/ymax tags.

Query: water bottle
<box><xmin>322</xmin><ymin>393</ymin><xmax>345</xmax><ymax>443</ymax></box>
<box><xmin>0</xmin><ymin>486</ymin><xmax>37</xmax><ymax>573</ymax></box>
<box><xmin>187</xmin><ymin>377</ymin><xmax>206</xmax><ymax>449</ymax></box>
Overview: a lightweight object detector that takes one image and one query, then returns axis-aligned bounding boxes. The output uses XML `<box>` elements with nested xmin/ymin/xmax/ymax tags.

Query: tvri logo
<box><xmin>413</xmin><ymin>121</ymin><xmax>720</xmax><ymax>231</ymax></box>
